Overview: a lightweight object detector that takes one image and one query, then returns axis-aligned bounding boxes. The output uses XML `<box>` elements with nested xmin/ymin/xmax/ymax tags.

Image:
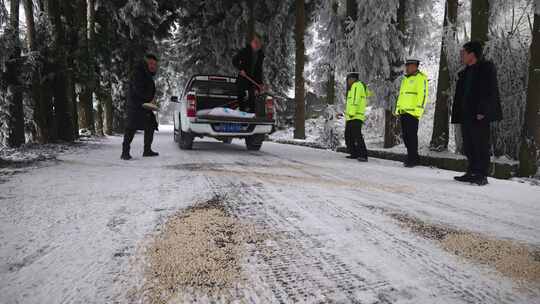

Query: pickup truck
<box><xmin>170</xmin><ymin>75</ymin><xmax>276</xmax><ymax>151</ymax></box>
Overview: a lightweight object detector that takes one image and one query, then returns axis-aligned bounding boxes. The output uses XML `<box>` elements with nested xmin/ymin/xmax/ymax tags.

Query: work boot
<box><xmin>403</xmin><ymin>160</ymin><xmax>418</xmax><ymax>168</ymax></box>
<box><xmin>470</xmin><ymin>175</ymin><xmax>488</xmax><ymax>186</ymax></box>
<box><xmin>121</xmin><ymin>144</ymin><xmax>132</xmax><ymax>160</ymax></box>
<box><xmin>357</xmin><ymin>157</ymin><xmax>368</xmax><ymax>162</ymax></box>
<box><xmin>454</xmin><ymin>172</ymin><xmax>474</xmax><ymax>182</ymax></box>
<box><xmin>143</xmin><ymin>150</ymin><xmax>159</xmax><ymax>157</ymax></box>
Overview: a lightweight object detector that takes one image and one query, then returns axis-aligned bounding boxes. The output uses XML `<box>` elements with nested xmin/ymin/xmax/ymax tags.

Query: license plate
<box><xmin>218</xmin><ymin>123</ymin><xmax>243</xmax><ymax>132</ymax></box>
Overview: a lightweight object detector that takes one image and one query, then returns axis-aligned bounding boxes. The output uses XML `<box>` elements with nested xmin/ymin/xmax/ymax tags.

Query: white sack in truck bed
<box><xmin>197</xmin><ymin>107</ymin><xmax>255</xmax><ymax>119</ymax></box>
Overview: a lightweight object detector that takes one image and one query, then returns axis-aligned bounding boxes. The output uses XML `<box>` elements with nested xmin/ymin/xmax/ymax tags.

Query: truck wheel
<box><xmin>245</xmin><ymin>135</ymin><xmax>264</xmax><ymax>151</ymax></box>
<box><xmin>179</xmin><ymin>130</ymin><xmax>194</xmax><ymax>150</ymax></box>
<box><xmin>222</xmin><ymin>138</ymin><xmax>233</xmax><ymax>144</ymax></box>
<box><xmin>173</xmin><ymin>128</ymin><xmax>179</xmax><ymax>142</ymax></box>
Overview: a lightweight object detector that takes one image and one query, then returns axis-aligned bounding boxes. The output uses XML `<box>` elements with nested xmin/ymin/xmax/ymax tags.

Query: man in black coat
<box><xmin>121</xmin><ymin>54</ymin><xmax>159</xmax><ymax>160</ymax></box>
<box><xmin>232</xmin><ymin>33</ymin><xmax>265</xmax><ymax>113</ymax></box>
<box><xmin>451</xmin><ymin>41</ymin><xmax>503</xmax><ymax>185</ymax></box>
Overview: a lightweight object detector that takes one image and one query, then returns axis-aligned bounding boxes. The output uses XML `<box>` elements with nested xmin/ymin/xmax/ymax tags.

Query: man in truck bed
<box><xmin>232</xmin><ymin>33</ymin><xmax>265</xmax><ymax>113</ymax></box>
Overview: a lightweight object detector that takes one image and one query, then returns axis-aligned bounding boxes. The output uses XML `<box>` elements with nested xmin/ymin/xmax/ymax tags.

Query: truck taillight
<box><xmin>265</xmin><ymin>96</ymin><xmax>274</xmax><ymax>120</ymax></box>
<box><xmin>186</xmin><ymin>94</ymin><xmax>197</xmax><ymax>117</ymax></box>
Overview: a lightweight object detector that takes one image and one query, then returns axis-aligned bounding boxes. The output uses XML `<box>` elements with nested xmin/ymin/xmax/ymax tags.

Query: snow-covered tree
<box><xmin>0</xmin><ymin>0</ymin><xmax>25</xmax><ymax>147</ymax></box>
<box><xmin>309</xmin><ymin>0</ymin><xmax>341</xmax><ymax>104</ymax></box>
<box><xmin>486</xmin><ymin>0</ymin><xmax>533</xmax><ymax>158</ymax></box>
<box><xmin>340</xmin><ymin>0</ymin><xmax>438</xmax><ymax>148</ymax></box>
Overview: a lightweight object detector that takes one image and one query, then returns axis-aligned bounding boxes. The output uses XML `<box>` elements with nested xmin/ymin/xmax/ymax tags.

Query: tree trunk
<box><xmin>23</xmin><ymin>0</ymin><xmax>36</xmax><ymax>50</ymax></box>
<box><xmin>294</xmin><ymin>0</ymin><xmax>306</xmax><ymax>139</ymax></box>
<box><xmin>103</xmin><ymin>81</ymin><xmax>114</xmax><ymax>135</ymax></box>
<box><xmin>327</xmin><ymin>66</ymin><xmax>336</xmax><ymax>105</ymax></box>
<box><xmin>326</xmin><ymin>1</ymin><xmax>338</xmax><ymax>105</ymax></box>
<box><xmin>471</xmin><ymin>0</ymin><xmax>489</xmax><ymax>44</ymax></box>
<box><xmin>78</xmin><ymin>0</ymin><xmax>96</xmax><ymax>134</ymax></box>
<box><xmin>518</xmin><ymin>2</ymin><xmax>540</xmax><ymax>176</ymax></box>
<box><xmin>35</xmin><ymin>2</ymin><xmax>55</xmax><ymax>142</ymax></box>
<box><xmin>23</xmin><ymin>0</ymin><xmax>47</xmax><ymax>143</ymax></box>
<box><xmin>345</xmin><ymin>0</ymin><xmax>357</xmax><ymax>65</ymax></box>
<box><xmin>98</xmin><ymin>11</ymin><xmax>114</xmax><ymax>136</ymax></box>
<box><xmin>4</xmin><ymin>0</ymin><xmax>25</xmax><ymax>147</ymax></box>
<box><xmin>67</xmin><ymin>68</ymin><xmax>78</xmax><ymax>140</ymax></box>
<box><xmin>46</xmin><ymin>0</ymin><xmax>76</xmax><ymax>142</ymax></box>
<box><xmin>346</xmin><ymin>0</ymin><xmax>357</xmax><ymax>23</ymax></box>
<box><xmin>95</xmin><ymin>100</ymin><xmax>104</xmax><ymax>137</ymax></box>
<box><xmin>246</xmin><ymin>0</ymin><xmax>255</xmax><ymax>44</ymax></box>
<box><xmin>430</xmin><ymin>0</ymin><xmax>458</xmax><ymax>152</ymax></box>
<box><xmin>384</xmin><ymin>0</ymin><xmax>406</xmax><ymax>148</ymax></box>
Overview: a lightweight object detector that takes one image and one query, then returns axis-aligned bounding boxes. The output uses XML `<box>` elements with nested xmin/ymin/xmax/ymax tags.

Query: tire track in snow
<box><xmin>206</xmin><ymin>178</ymin><xmax>402</xmax><ymax>303</ymax></box>
<box><xmin>206</xmin><ymin>174</ymin><xmax>537</xmax><ymax>303</ymax></box>
<box><xmin>311</xmin><ymin>197</ymin><xmax>517</xmax><ymax>304</ymax></box>
<box><xmin>261</xmin><ymin>148</ymin><xmax>540</xmax><ymax>243</ymax></box>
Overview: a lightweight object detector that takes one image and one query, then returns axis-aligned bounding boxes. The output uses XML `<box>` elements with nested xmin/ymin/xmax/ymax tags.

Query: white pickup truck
<box><xmin>170</xmin><ymin>75</ymin><xmax>276</xmax><ymax>151</ymax></box>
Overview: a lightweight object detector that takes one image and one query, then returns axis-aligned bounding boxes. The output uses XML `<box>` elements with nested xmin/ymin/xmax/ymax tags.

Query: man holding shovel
<box><xmin>121</xmin><ymin>54</ymin><xmax>159</xmax><ymax>160</ymax></box>
<box><xmin>232</xmin><ymin>33</ymin><xmax>266</xmax><ymax>113</ymax></box>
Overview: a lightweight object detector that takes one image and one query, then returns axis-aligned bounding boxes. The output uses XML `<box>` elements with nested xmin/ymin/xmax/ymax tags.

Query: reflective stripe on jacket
<box><xmin>346</xmin><ymin>81</ymin><xmax>368</xmax><ymax>121</ymax></box>
<box><xmin>395</xmin><ymin>71</ymin><xmax>429</xmax><ymax>119</ymax></box>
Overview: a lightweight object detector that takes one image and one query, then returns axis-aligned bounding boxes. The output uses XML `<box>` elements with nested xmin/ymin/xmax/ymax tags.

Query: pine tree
<box><xmin>309</xmin><ymin>1</ymin><xmax>337</xmax><ymax>102</ymax></box>
<box><xmin>46</xmin><ymin>0</ymin><xmax>77</xmax><ymax>142</ymax></box>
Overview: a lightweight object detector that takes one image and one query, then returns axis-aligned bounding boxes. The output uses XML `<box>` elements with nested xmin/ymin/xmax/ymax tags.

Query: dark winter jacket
<box><xmin>232</xmin><ymin>45</ymin><xmax>265</xmax><ymax>90</ymax></box>
<box><xmin>126</xmin><ymin>61</ymin><xmax>158</xmax><ymax>131</ymax></box>
<box><xmin>451</xmin><ymin>60</ymin><xmax>503</xmax><ymax>124</ymax></box>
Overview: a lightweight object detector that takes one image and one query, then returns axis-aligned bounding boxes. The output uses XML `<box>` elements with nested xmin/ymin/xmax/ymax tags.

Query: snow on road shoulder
<box><xmin>0</xmin><ymin>138</ymin><xmax>104</xmax><ymax>184</ymax></box>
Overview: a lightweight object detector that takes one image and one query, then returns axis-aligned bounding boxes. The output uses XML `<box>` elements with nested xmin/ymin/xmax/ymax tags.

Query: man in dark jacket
<box><xmin>451</xmin><ymin>41</ymin><xmax>503</xmax><ymax>185</ymax></box>
<box><xmin>121</xmin><ymin>54</ymin><xmax>159</xmax><ymax>160</ymax></box>
<box><xmin>232</xmin><ymin>33</ymin><xmax>265</xmax><ymax>113</ymax></box>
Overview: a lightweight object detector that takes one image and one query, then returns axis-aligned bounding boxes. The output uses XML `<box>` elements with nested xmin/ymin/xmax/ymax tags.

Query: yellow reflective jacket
<box><xmin>395</xmin><ymin>71</ymin><xmax>429</xmax><ymax>119</ymax></box>
<box><xmin>346</xmin><ymin>81</ymin><xmax>368</xmax><ymax>122</ymax></box>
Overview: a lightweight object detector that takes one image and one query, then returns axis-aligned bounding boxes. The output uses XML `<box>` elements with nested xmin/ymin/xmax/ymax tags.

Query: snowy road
<box><xmin>1</xmin><ymin>127</ymin><xmax>539</xmax><ymax>303</ymax></box>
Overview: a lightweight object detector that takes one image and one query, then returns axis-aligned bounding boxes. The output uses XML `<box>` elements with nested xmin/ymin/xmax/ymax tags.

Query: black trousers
<box><xmin>345</xmin><ymin>120</ymin><xmax>368</xmax><ymax>158</ymax></box>
<box><xmin>122</xmin><ymin>125</ymin><xmax>154</xmax><ymax>154</ymax></box>
<box><xmin>238</xmin><ymin>85</ymin><xmax>256</xmax><ymax>113</ymax></box>
<box><xmin>400</xmin><ymin>114</ymin><xmax>419</xmax><ymax>163</ymax></box>
<box><xmin>462</xmin><ymin>120</ymin><xmax>491</xmax><ymax>177</ymax></box>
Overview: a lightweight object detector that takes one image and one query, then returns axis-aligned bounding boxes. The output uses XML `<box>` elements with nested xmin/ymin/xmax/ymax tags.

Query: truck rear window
<box><xmin>189</xmin><ymin>80</ymin><xmax>238</xmax><ymax>96</ymax></box>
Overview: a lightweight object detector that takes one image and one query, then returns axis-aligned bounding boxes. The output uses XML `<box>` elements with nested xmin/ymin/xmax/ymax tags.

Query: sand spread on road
<box><xmin>141</xmin><ymin>196</ymin><xmax>260</xmax><ymax>304</ymax></box>
<box><xmin>391</xmin><ymin>212</ymin><xmax>540</xmax><ymax>286</ymax></box>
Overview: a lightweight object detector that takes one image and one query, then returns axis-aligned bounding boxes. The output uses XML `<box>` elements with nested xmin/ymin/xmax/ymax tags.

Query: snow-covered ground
<box><xmin>270</xmin><ymin>114</ymin><xmax>519</xmax><ymax>167</ymax></box>
<box><xmin>1</xmin><ymin>126</ymin><xmax>539</xmax><ymax>303</ymax></box>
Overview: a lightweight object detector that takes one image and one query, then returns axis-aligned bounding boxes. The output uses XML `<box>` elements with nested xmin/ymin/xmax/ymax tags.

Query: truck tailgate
<box><xmin>196</xmin><ymin>115</ymin><xmax>275</xmax><ymax>124</ymax></box>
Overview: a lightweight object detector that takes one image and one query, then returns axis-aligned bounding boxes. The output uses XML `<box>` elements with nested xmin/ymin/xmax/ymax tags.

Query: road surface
<box><xmin>1</xmin><ymin>126</ymin><xmax>539</xmax><ymax>303</ymax></box>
